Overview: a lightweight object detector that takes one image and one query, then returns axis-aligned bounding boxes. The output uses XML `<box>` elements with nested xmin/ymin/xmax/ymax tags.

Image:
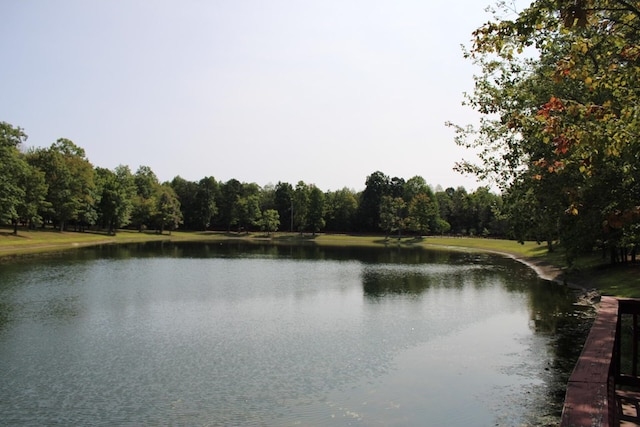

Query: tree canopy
<box><xmin>451</xmin><ymin>0</ymin><xmax>640</xmax><ymax>263</ymax></box>
<box><xmin>1</xmin><ymin>124</ymin><xmax>503</xmax><ymax>240</ymax></box>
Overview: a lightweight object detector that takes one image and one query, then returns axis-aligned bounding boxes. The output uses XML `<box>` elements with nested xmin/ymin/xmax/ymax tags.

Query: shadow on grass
<box><xmin>530</xmin><ymin>245</ymin><xmax>550</xmax><ymax>255</ymax></box>
<box><xmin>373</xmin><ymin>236</ymin><xmax>425</xmax><ymax>246</ymax></box>
<box><xmin>0</xmin><ymin>231</ymin><xmax>28</xmax><ymax>238</ymax></box>
<box><xmin>403</xmin><ymin>236</ymin><xmax>425</xmax><ymax>244</ymax></box>
<box><xmin>586</xmin><ymin>263</ymin><xmax>640</xmax><ymax>293</ymax></box>
<box><xmin>271</xmin><ymin>234</ymin><xmax>319</xmax><ymax>241</ymax></box>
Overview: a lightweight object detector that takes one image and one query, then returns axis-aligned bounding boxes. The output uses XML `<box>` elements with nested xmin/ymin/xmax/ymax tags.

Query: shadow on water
<box><xmin>47</xmin><ymin>239</ymin><xmax>467</xmax><ymax>264</ymax></box>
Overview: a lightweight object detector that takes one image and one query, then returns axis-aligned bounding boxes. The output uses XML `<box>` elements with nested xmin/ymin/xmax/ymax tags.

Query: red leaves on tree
<box><xmin>532</xmin><ymin>158</ymin><xmax>565</xmax><ymax>177</ymax></box>
<box><xmin>553</xmin><ymin>135</ymin><xmax>570</xmax><ymax>154</ymax></box>
<box><xmin>538</xmin><ymin>97</ymin><xmax>565</xmax><ymax>118</ymax></box>
<box><xmin>537</xmin><ymin>97</ymin><xmax>574</xmax><ymax>155</ymax></box>
<box><xmin>605</xmin><ymin>207</ymin><xmax>640</xmax><ymax>231</ymax></box>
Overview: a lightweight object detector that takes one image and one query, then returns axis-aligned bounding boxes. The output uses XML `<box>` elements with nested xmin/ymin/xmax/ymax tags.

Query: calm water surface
<box><xmin>0</xmin><ymin>242</ymin><xmax>592</xmax><ymax>426</ymax></box>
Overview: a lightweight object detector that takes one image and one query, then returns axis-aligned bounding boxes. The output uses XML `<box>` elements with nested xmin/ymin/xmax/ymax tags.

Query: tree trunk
<box><xmin>611</xmin><ymin>246</ymin><xmax>619</xmax><ymax>264</ymax></box>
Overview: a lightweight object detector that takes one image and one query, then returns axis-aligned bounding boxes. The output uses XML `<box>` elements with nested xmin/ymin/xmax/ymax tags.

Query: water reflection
<box><xmin>0</xmin><ymin>240</ymin><xmax>593</xmax><ymax>426</ymax></box>
<box><xmin>67</xmin><ymin>240</ymin><xmax>469</xmax><ymax>264</ymax></box>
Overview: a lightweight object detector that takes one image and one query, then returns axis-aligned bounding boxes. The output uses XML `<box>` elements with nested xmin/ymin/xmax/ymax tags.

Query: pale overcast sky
<box><xmin>1</xmin><ymin>1</ymin><xmax>524</xmax><ymax>192</ymax></box>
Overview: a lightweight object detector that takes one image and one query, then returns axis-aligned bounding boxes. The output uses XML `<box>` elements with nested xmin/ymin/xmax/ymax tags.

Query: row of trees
<box><xmin>5</xmin><ymin>1</ymin><xmax>638</xmax><ymax>264</ymax></box>
<box><xmin>449</xmin><ymin>0</ymin><xmax>640</xmax><ymax>264</ymax></box>
<box><xmin>1</xmin><ymin>122</ymin><xmax>503</xmax><ymax>237</ymax></box>
<box><xmin>0</xmin><ymin>125</ymin><xmax>183</xmax><ymax>235</ymax></box>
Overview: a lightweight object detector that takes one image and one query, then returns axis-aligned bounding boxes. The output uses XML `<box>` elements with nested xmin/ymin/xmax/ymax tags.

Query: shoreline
<box><xmin>0</xmin><ymin>230</ymin><xmax>605</xmax><ymax>299</ymax></box>
<box><xmin>421</xmin><ymin>244</ymin><xmax>600</xmax><ymax>302</ymax></box>
<box><xmin>488</xmin><ymin>250</ymin><xmax>599</xmax><ymax>300</ymax></box>
<box><xmin>503</xmin><ymin>253</ymin><xmax>603</xmax><ymax>309</ymax></box>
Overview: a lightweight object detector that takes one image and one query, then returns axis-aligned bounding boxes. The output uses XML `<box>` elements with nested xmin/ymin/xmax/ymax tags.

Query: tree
<box><xmin>407</xmin><ymin>193</ymin><xmax>438</xmax><ymax>235</ymax></box>
<box><xmin>402</xmin><ymin>176</ymin><xmax>442</xmax><ymax>235</ymax></box>
<box><xmin>379</xmin><ymin>195</ymin><xmax>406</xmax><ymax>238</ymax></box>
<box><xmin>307</xmin><ymin>185</ymin><xmax>325</xmax><ymax>235</ymax></box>
<box><xmin>435</xmin><ymin>188</ymin><xmax>453</xmax><ymax>229</ymax></box>
<box><xmin>449</xmin><ymin>187</ymin><xmax>471</xmax><ymax>235</ymax></box>
<box><xmin>15</xmin><ymin>163</ymin><xmax>48</xmax><ymax>231</ymax></box>
<box><xmin>274</xmin><ymin>182</ymin><xmax>294</xmax><ymax>232</ymax></box>
<box><xmin>501</xmin><ymin>171</ymin><xmax>566</xmax><ymax>247</ymax></box>
<box><xmin>468</xmin><ymin>187</ymin><xmax>501</xmax><ymax>237</ymax></box>
<box><xmin>134</xmin><ymin>166</ymin><xmax>159</xmax><ymax>199</ymax></box>
<box><xmin>28</xmin><ymin>139</ymin><xmax>96</xmax><ymax>231</ymax></box>
<box><xmin>293</xmin><ymin>181</ymin><xmax>310</xmax><ymax>233</ymax></box>
<box><xmin>194</xmin><ymin>177</ymin><xmax>218</xmax><ymax>231</ymax></box>
<box><xmin>218</xmin><ymin>179</ymin><xmax>242</xmax><ymax>232</ymax></box>
<box><xmin>453</xmin><ymin>0</ymin><xmax>640</xmax><ymax>261</ymax></box>
<box><xmin>131</xmin><ymin>166</ymin><xmax>160</xmax><ymax>231</ymax></box>
<box><xmin>259</xmin><ymin>209</ymin><xmax>280</xmax><ymax>235</ymax></box>
<box><xmin>357</xmin><ymin>171</ymin><xmax>391</xmax><ymax>232</ymax></box>
<box><xmin>260</xmin><ymin>183</ymin><xmax>277</xmax><ymax>211</ymax></box>
<box><xmin>403</xmin><ymin>176</ymin><xmax>430</xmax><ymax>203</ymax></box>
<box><xmin>0</xmin><ymin>122</ymin><xmax>35</xmax><ymax>233</ymax></box>
<box><xmin>170</xmin><ymin>176</ymin><xmax>199</xmax><ymax>230</ymax></box>
<box><xmin>95</xmin><ymin>165</ymin><xmax>136</xmax><ymax>234</ymax></box>
<box><xmin>389</xmin><ymin>176</ymin><xmax>405</xmax><ymax>198</ymax></box>
<box><xmin>95</xmin><ymin>167</ymin><xmax>119</xmax><ymax>232</ymax></box>
<box><xmin>154</xmin><ymin>184</ymin><xmax>182</xmax><ymax>234</ymax></box>
<box><xmin>325</xmin><ymin>188</ymin><xmax>358</xmax><ymax>232</ymax></box>
<box><xmin>237</xmin><ymin>194</ymin><xmax>262</xmax><ymax>233</ymax></box>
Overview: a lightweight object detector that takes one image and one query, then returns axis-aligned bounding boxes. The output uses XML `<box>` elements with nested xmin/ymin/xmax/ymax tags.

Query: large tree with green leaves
<box><xmin>131</xmin><ymin>166</ymin><xmax>160</xmax><ymax>231</ymax></box>
<box><xmin>95</xmin><ymin>165</ymin><xmax>136</xmax><ymax>234</ymax></box>
<box><xmin>407</xmin><ymin>193</ymin><xmax>437</xmax><ymax>235</ymax></box>
<box><xmin>0</xmin><ymin>122</ymin><xmax>43</xmax><ymax>233</ymax></box>
<box><xmin>307</xmin><ymin>185</ymin><xmax>325</xmax><ymax>235</ymax></box>
<box><xmin>325</xmin><ymin>188</ymin><xmax>358</xmax><ymax>232</ymax></box>
<box><xmin>15</xmin><ymin>163</ymin><xmax>48</xmax><ymax>232</ymax></box>
<box><xmin>379</xmin><ymin>195</ymin><xmax>406</xmax><ymax>238</ymax></box>
<box><xmin>357</xmin><ymin>171</ymin><xmax>391</xmax><ymax>232</ymax></box>
<box><xmin>292</xmin><ymin>181</ymin><xmax>310</xmax><ymax>233</ymax></box>
<box><xmin>259</xmin><ymin>209</ymin><xmax>280</xmax><ymax>235</ymax></box>
<box><xmin>28</xmin><ymin>138</ymin><xmax>96</xmax><ymax>231</ymax></box>
<box><xmin>217</xmin><ymin>179</ymin><xmax>242</xmax><ymax>232</ymax></box>
<box><xmin>154</xmin><ymin>184</ymin><xmax>182</xmax><ymax>234</ymax></box>
<box><xmin>274</xmin><ymin>182</ymin><xmax>294</xmax><ymax>232</ymax></box>
<box><xmin>453</xmin><ymin>0</ymin><xmax>640</xmax><ymax>261</ymax></box>
<box><xmin>237</xmin><ymin>193</ymin><xmax>262</xmax><ymax>233</ymax></box>
<box><xmin>170</xmin><ymin>176</ymin><xmax>200</xmax><ymax>230</ymax></box>
<box><xmin>194</xmin><ymin>176</ymin><xmax>218</xmax><ymax>231</ymax></box>
<box><xmin>403</xmin><ymin>176</ymin><xmax>442</xmax><ymax>235</ymax></box>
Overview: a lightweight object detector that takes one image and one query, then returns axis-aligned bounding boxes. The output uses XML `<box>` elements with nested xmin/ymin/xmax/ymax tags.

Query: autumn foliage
<box><xmin>452</xmin><ymin>0</ymin><xmax>640</xmax><ymax>263</ymax></box>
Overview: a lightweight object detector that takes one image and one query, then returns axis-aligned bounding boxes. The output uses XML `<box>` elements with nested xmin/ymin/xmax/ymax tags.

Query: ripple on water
<box><xmin>0</xmin><ymin>245</ymin><xmax>591</xmax><ymax>426</ymax></box>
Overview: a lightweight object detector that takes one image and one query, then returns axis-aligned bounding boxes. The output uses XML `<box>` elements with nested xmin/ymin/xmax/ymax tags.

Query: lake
<box><xmin>0</xmin><ymin>241</ymin><xmax>592</xmax><ymax>426</ymax></box>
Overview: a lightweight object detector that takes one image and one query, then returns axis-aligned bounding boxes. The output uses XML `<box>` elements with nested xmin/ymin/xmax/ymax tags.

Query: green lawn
<box><xmin>0</xmin><ymin>228</ymin><xmax>224</xmax><ymax>257</ymax></box>
<box><xmin>2</xmin><ymin>227</ymin><xmax>639</xmax><ymax>297</ymax></box>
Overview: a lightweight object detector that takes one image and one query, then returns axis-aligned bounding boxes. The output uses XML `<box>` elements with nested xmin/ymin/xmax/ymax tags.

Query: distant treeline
<box><xmin>1</xmin><ymin>122</ymin><xmax>506</xmax><ymax>237</ymax></box>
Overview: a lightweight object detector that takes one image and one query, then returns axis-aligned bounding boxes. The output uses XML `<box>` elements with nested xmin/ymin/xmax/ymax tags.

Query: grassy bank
<box><xmin>1</xmin><ymin>227</ymin><xmax>638</xmax><ymax>297</ymax></box>
<box><xmin>0</xmin><ymin>228</ymin><xmax>227</xmax><ymax>258</ymax></box>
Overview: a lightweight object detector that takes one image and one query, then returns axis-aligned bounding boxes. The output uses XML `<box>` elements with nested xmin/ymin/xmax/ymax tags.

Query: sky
<box><xmin>1</xmin><ymin>1</ymin><xmax>522</xmax><ymax>192</ymax></box>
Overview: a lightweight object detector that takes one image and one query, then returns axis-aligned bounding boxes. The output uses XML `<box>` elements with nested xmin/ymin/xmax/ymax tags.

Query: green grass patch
<box><xmin>419</xmin><ymin>236</ymin><xmax>548</xmax><ymax>258</ymax></box>
<box><xmin>0</xmin><ymin>228</ymin><xmax>225</xmax><ymax>258</ymax></box>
